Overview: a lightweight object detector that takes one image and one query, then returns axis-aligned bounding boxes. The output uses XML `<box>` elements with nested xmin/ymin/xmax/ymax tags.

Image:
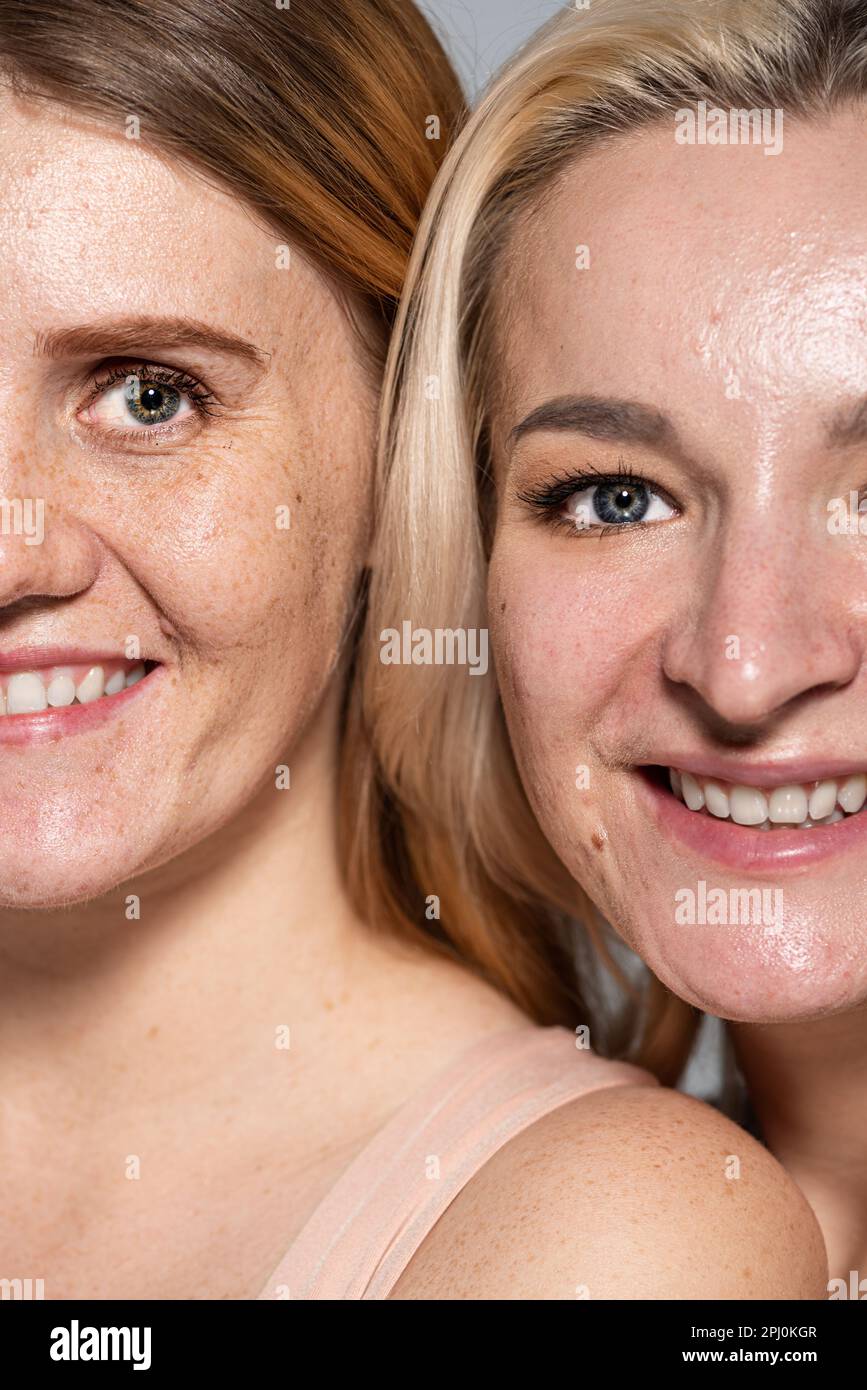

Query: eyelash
<box><xmin>81</xmin><ymin>362</ymin><xmax>218</xmax><ymax>442</ymax></box>
<box><xmin>515</xmin><ymin>460</ymin><xmax>675</xmax><ymax>538</ymax></box>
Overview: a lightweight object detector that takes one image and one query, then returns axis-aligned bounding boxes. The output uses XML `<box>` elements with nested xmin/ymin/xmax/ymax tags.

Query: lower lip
<box><xmin>0</xmin><ymin>667</ymin><xmax>162</xmax><ymax>747</ymax></box>
<box><xmin>638</xmin><ymin>769</ymin><xmax>867</xmax><ymax>873</ymax></box>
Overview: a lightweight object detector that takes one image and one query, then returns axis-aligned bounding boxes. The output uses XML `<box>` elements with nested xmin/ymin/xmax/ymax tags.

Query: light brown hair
<box><xmin>0</xmin><ymin>0</ymin><xmax>464</xmax><ymax>370</ymax></box>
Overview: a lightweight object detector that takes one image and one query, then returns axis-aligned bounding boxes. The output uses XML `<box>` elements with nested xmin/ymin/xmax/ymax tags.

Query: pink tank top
<box><xmin>255</xmin><ymin>1023</ymin><xmax>656</xmax><ymax>1300</ymax></box>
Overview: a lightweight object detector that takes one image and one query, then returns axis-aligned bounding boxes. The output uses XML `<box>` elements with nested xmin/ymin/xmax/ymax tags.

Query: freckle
<box><xmin>295</xmin><ymin>492</ymin><xmax>302</xmax><ymax>504</ymax></box>
<box><xmin>742</xmin><ymin>1267</ymin><xmax>752</xmax><ymax>1279</ymax></box>
<box><xmin>500</xmin><ymin>601</ymin><xmax>506</xmax><ymax>613</ymax></box>
<box><xmin>146</xmin><ymin>1026</ymin><xmax>159</xmax><ymax>1040</ymax></box>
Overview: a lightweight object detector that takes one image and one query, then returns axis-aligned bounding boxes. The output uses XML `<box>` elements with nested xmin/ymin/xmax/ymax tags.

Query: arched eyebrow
<box><xmin>508</xmin><ymin>395</ymin><xmax>680</xmax><ymax>453</ymax></box>
<box><xmin>33</xmin><ymin>315</ymin><xmax>270</xmax><ymax>371</ymax></box>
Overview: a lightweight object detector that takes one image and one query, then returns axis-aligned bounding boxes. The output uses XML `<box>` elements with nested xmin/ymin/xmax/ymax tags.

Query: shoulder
<box><xmin>389</xmin><ymin>1082</ymin><xmax>828</xmax><ymax>1300</ymax></box>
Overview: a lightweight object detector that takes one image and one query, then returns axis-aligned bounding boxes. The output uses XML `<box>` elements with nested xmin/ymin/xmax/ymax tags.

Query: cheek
<box><xmin>105</xmin><ymin>442</ymin><xmax>365</xmax><ymax>658</ymax></box>
<box><xmin>489</xmin><ymin>537</ymin><xmax>640</xmax><ymax>744</ymax></box>
<box><xmin>488</xmin><ymin>537</ymin><xmax>665</xmax><ymax>915</ymax></box>
<box><xmin>488</xmin><ymin>543</ymin><xmax>615</xmax><ymax>858</ymax></box>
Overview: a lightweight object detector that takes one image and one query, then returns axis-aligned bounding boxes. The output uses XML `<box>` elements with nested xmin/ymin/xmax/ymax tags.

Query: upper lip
<box><xmin>641</xmin><ymin>755</ymin><xmax>867</xmax><ymax>787</ymax></box>
<box><xmin>0</xmin><ymin>646</ymin><xmax>148</xmax><ymax>671</ymax></box>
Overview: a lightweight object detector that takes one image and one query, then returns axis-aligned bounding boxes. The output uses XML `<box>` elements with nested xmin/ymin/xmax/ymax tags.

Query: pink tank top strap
<box><xmin>256</xmin><ymin>1024</ymin><xmax>656</xmax><ymax>1301</ymax></box>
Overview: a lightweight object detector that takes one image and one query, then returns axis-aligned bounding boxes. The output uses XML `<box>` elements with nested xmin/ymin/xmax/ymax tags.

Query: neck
<box><xmin>731</xmin><ymin>1004</ymin><xmax>867</xmax><ymax>1282</ymax></box>
<box><xmin>0</xmin><ymin>679</ymin><xmax>368</xmax><ymax>1124</ymax></box>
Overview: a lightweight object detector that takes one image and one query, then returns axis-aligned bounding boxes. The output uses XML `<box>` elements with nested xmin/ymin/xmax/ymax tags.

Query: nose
<box><xmin>0</xmin><ymin>498</ymin><xmax>100</xmax><ymax>613</ymax></box>
<box><xmin>0</xmin><ymin>350</ymin><xmax>106</xmax><ymax>618</ymax></box>
<box><xmin>661</xmin><ymin>517</ymin><xmax>862</xmax><ymax>729</ymax></box>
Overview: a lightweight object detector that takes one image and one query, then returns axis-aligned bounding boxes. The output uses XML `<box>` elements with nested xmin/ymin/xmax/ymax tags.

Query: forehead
<box><xmin>0</xmin><ymin>84</ymin><xmax>317</xmax><ymax>334</ymax></box>
<box><xmin>498</xmin><ymin>107</ymin><xmax>867</xmax><ymax>427</ymax></box>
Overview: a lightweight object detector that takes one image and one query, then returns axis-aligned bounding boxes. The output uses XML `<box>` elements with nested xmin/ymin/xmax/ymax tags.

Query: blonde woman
<box><xmin>346</xmin><ymin>0</ymin><xmax>867</xmax><ymax>1296</ymax></box>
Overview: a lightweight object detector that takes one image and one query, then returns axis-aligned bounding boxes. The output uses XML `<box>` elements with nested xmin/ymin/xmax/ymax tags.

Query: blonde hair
<box><xmin>342</xmin><ymin>0</ymin><xmax>867</xmax><ymax>1083</ymax></box>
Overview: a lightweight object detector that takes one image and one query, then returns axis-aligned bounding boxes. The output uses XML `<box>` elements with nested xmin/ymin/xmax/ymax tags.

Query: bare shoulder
<box><xmin>389</xmin><ymin>1082</ymin><xmax>828</xmax><ymax>1300</ymax></box>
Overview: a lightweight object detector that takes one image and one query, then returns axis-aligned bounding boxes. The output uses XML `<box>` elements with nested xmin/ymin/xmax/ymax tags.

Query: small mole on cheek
<box><xmin>295</xmin><ymin>492</ymin><xmax>302</xmax><ymax>504</ymax></box>
<box><xmin>500</xmin><ymin>601</ymin><xmax>506</xmax><ymax>613</ymax></box>
<box><xmin>591</xmin><ymin>829</ymin><xmax>607</xmax><ymax>851</ymax></box>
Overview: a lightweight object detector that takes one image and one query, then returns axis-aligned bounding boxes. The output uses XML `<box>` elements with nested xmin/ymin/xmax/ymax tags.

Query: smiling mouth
<box><xmin>0</xmin><ymin>660</ymin><xmax>159</xmax><ymax>716</ymax></box>
<box><xmin>644</xmin><ymin>765</ymin><xmax>866</xmax><ymax>831</ymax></box>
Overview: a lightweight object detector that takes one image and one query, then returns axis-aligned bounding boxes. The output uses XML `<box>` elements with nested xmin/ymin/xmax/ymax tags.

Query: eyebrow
<box><xmin>33</xmin><ymin>315</ymin><xmax>270</xmax><ymax>370</ymax></box>
<box><xmin>508</xmin><ymin>395</ymin><xmax>681</xmax><ymax>453</ymax></box>
<box><xmin>511</xmin><ymin>391</ymin><xmax>867</xmax><ymax>455</ymax></box>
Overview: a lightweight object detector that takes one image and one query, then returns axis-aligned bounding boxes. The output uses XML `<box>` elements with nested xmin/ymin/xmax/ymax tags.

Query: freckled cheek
<box><xmin>103</xmin><ymin>455</ymin><xmax>359</xmax><ymax>652</ymax></box>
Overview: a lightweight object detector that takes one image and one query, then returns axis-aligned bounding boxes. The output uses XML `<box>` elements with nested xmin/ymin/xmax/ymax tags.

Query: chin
<box><xmin>625</xmin><ymin>909</ymin><xmax>867</xmax><ymax>1024</ymax></box>
<box><xmin>0</xmin><ymin>791</ymin><xmax>183</xmax><ymax>909</ymax></box>
<box><xmin>0</xmin><ymin>834</ymin><xmax>148</xmax><ymax>910</ymax></box>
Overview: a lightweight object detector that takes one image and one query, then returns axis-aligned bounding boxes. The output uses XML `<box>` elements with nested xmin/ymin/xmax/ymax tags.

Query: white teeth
<box><xmin>7</xmin><ymin>671</ymin><xmax>47</xmax><ymax>714</ymax></box>
<box><xmin>730</xmin><ymin>786</ymin><xmax>768</xmax><ymax>826</ymax></box>
<box><xmin>76</xmin><ymin>666</ymin><xmax>105</xmax><ymax>704</ymax></box>
<box><xmin>838</xmin><ymin>774</ymin><xmax>867</xmax><ymax>815</ymax></box>
<box><xmin>668</xmin><ymin>765</ymin><xmax>867</xmax><ymax>830</ymax></box>
<box><xmin>681</xmin><ymin>772</ymin><xmax>705</xmax><ymax>811</ymax></box>
<box><xmin>768</xmin><ymin>786</ymin><xmax>808</xmax><ymax>824</ymax></box>
<box><xmin>0</xmin><ymin>661</ymin><xmax>151</xmax><ymax>716</ymax></box>
<box><xmin>46</xmin><ymin>673</ymin><xmax>76</xmax><ymax>707</ymax></box>
<box><xmin>704</xmin><ymin>782</ymin><xmax>730</xmax><ymax>819</ymax></box>
<box><xmin>809</xmin><ymin>780</ymin><xmax>838</xmax><ymax>820</ymax></box>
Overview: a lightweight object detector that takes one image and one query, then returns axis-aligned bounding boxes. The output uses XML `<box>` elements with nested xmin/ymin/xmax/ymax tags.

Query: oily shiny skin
<box><xmin>0</xmin><ymin>87</ymin><xmax>373</xmax><ymax>906</ymax></box>
<box><xmin>489</xmin><ymin>110</ymin><xmax>867</xmax><ymax>1022</ymax></box>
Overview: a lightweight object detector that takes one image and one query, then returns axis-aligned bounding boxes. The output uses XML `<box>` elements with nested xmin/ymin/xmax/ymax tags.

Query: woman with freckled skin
<box><xmin>0</xmin><ymin>0</ymin><xmax>825</xmax><ymax>1303</ymax></box>
<box><xmin>354</xmin><ymin>0</ymin><xmax>867</xmax><ymax>1295</ymax></box>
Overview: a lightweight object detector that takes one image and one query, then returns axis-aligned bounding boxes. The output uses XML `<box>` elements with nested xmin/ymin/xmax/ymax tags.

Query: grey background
<box><xmin>419</xmin><ymin>0</ymin><xmax>564</xmax><ymax>99</ymax></box>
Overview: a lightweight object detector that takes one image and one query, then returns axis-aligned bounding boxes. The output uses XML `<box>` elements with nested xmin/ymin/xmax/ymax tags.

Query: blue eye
<box><xmin>591</xmin><ymin>481</ymin><xmax>648</xmax><ymax>523</ymax></box>
<box><xmin>564</xmin><ymin>479</ymin><xmax>675</xmax><ymax>530</ymax></box>
<box><xmin>516</xmin><ymin>467</ymin><xmax>678</xmax><ymax>534</ymax></box>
